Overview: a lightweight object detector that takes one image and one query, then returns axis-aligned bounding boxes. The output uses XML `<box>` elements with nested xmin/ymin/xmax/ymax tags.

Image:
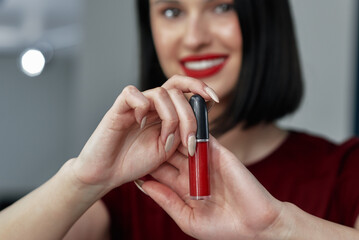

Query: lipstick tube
<box><xmin>188</xmin><ymin>95</ymin><xmax>210</xmax><ymax>200</ymax></box>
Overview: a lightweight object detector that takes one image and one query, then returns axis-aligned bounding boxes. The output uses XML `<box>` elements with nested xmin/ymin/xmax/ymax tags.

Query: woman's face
<box><xmin>149</xmin><ymin>0</ymin><xmax>243</xmax><ymax>100</ymax></box>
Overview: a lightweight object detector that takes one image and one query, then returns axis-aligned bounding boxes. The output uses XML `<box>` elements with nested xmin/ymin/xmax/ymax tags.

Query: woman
<box><xmin>1</xmin><ymin>0</ymin><xmax>359</xmax><ymax>239</ymax></box>
<box><xmin>99</xmin><ymin>0</ymin><xmax>359</xmax><ymax>239</ymax></box>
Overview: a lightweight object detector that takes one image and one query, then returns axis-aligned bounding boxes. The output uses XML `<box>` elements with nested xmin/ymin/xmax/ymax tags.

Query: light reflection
<box><xmin>20</xmin><ymin>49</ymin><xmax>45</xmax><ymax>77</ymax></box>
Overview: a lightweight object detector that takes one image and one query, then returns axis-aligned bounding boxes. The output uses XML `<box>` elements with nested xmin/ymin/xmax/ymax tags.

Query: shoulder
<box><xmin>277</xmin><ymin>130</ymin><xmax>359</xmax><ymax>172</ymax></box>
<box><xmin>285</xmin><ymin>130</ymin><xmax>359</xmax><ymax>158</ymax></box>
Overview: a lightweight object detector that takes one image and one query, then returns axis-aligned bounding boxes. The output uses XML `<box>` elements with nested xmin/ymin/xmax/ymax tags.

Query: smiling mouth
<box><xmin>180</xmin><ymin>55</ymin><xmax>228</xmax><ymax>79</ymax></box>
<box><xmin>184</xmin><ymin>58</ymin><xmax>225</xmax><ymax>70</ymax></box>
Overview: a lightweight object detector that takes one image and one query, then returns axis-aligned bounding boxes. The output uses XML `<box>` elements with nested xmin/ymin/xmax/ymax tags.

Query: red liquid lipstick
<box><xmin>188</xmin><ymin>95</ymin><xmax>210</xmax><ymax>200</ymax></box>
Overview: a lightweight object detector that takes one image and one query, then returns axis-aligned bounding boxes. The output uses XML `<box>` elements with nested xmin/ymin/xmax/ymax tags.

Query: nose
<box><xmin>182</xmin><ymin>15</ymin><xmax>211</xmax><ymax>51</ymax></box>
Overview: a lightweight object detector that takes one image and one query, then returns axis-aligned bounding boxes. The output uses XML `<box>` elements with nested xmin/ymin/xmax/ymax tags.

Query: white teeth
<box><xmin>184</xmin><ymin>58</ymin><xmax>225</xmax><ymax>70</ymax></box>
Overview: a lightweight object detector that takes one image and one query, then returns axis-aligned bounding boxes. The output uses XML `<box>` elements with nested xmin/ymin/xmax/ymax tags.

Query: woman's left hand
<box><xmin>141</xmin><ymin>136</ymin><xmax>286</xmax><ymax>240</ymax></box>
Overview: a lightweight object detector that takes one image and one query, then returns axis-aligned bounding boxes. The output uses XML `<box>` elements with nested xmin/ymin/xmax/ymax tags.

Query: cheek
<box><xmin>215</xmin><ymin>19</ymin><xmax>242</xmax><ymax>53</ymax></box>
<box><xmin>209</xmin><ymin>21</ymin><xmax>243</xmax><ymax>98</ymax></box>
<box><xmin>151</xmin><ymin>22</ymin><xmax>180</xmax><ymax>77</ymax></box>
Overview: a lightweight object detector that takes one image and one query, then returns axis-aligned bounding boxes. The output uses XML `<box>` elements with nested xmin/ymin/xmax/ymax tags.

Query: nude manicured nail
<box><xmin>165</xmin><ymin>133</ymin><xmax>175</xmax><ymax>153</ymax></box>
<box><xmin>188</xmin><ymin>135</ymin><xmax>196</xmax><ymax>157</ymax></box>
<box><xmin>205</xmin><ymin>87</ymin><xmax>219</xmax><ymax>103</ymax></box>
<box><xmin>134</xmin><ymin>180</ymin><xmax>147</xmax><ymax>195</ymax></box>
<box><xmin>140</xmin><ymin>116</ymin><xmax>147</xmax><ymax>129</ymax></box>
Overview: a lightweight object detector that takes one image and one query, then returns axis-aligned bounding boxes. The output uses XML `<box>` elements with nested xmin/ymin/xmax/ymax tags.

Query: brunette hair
<box><xmin>136</xmin><ymin>0</ymin><xmax>303</xmax><ymax>135</ymax></box>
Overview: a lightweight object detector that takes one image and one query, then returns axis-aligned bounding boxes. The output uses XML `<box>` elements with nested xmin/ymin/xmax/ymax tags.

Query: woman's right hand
<box><xmin>68</xmin><ymin>75</ymin><xmax>218</xmax><ymax>198</ymax></box>
<box><xmin>141</xmin><ymin>137</ymin><xmax>285</xmax><ymax>240</ymax></box>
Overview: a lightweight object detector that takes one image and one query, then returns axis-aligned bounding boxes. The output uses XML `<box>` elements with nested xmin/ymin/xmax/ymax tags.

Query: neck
<box><xmin>217</xmin><ymin>123</ymin><xmax>288</xmax><ymax>166</ymax></box>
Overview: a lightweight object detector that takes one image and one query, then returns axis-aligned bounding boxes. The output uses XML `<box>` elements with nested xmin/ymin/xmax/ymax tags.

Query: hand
<box><xmin>69</xmin><ymin>75</ymin><xmax>218</xmax><ymax>197</ymax></box>
<box><xmin>142</xmin><ymin>137</ymin><xmax>285</xmax><ymax>240</ymax></box>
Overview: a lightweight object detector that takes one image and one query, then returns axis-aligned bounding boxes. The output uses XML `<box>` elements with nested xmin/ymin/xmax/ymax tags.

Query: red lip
<box><xmin>180</xmin><ymin>54</ymin><xmax>228</xmax><ymax>79</ymax></box>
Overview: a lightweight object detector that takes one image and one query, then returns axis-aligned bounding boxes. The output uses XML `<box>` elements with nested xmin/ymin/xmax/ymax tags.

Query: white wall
<box><xmin>0</xmin><ymin>56</ymin><xmax>73</xmax><ymax>195</ymax></box>
<box><xmin>281</xmin><ymin>0</ymin><xmax>357</xmax><ymax>142</ymax></box>
<box><xmin>67</xmin><ymin>0</ymin><xmax>139</xmax><ymax>155</ymax></box>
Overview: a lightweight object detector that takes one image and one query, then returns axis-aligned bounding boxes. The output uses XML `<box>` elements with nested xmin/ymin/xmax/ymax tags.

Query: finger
<box><xmin>167</xmin><ymin>88</ymin><xmax>197</xmax><ymax>154</ymax></box>
<box><xmin>143</xmin><ymin>87</ymin><xmax>179</xmax><ymax>144</ymax></box>
<box><xmin>167</xmin><ymin>150</ymin><xmax>188</xmax><ymax>173</ymax></box>
<box><xmin>150</xmin><ymin>162</ymin><xmax>182</xmax><ymax>189</ymax></box>
<box><xmin>177</xmin><ymin>143</ymin><xmax>188</xmax><ymax>156</ymax></box>
<box><xmin>162</xmin><ymin>75</ymin><xmax>219</xmax><ymax>103</ymax></box>
<box><xmin>150</xmin><ymin>161</ymin><xmax>189</xmax><ymax>198</ymax></box>
<box><xmin>142</xmin><ymin>180</ymin><xmax>192</xmax><ymax>234</ymax></box>
<box><xmin>111</xmin><ymin>85</ymin><xmax>150</xmax><ymax>125</ymax></box>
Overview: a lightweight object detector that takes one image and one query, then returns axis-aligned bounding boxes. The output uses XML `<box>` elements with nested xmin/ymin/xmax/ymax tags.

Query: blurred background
<box><xmin>0</xmin><ymin>0</ymin><xmax>358</xmax><ymax>208</ymax></box>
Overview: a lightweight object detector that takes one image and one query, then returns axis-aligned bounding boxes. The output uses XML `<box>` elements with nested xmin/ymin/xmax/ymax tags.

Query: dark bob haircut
<box><xmin>136</xmin><ymin>0</ymin><xmax>303</xmax><ymax>135</ymax></box>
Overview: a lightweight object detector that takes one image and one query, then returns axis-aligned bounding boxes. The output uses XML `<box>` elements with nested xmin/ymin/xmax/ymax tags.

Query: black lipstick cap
<box><xmin>189</xmin><ymin>94</ymin><xmax>209</xmax><ymax>139</ymax></box>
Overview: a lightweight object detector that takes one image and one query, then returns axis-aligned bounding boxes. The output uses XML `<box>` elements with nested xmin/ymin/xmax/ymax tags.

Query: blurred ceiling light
<box><xmin>20</xmin><ymin>49</ymin><xmax>46</xmax><ymax>77</ymax></box>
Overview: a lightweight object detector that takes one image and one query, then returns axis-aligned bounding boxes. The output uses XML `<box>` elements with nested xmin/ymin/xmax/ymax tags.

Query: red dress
<box><xmin>102</xmin><ymin>131</ymin><xmax>359</xmax><ymax>239</ymax></box>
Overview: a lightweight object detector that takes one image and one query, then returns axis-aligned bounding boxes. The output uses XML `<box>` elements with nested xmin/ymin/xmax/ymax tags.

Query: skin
<box><xmin>149</xmin><ymin>0</ymin><xmax>289</xmax><ymax>166</ymax></box>
<box><xmin>143</xmin><ymin>0</ymin><xmax>359</xmax><ymax>239</ymax></box>
<box><xmin>0</xmin><ymin>76</ymin><xmax>216</xmax><ymax>240</ymax></box>
<box><xmin>0</xmin><ymin>0</ymin><xmax>358</xmax><ymax>239</ymax></box>
<box><xmin>150</xmin><ymin>0</ymin><xmax>242</xmax><ymax>119</ymax></box>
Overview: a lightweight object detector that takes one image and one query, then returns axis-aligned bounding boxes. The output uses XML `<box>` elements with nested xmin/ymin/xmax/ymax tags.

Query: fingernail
<box><xmin>188</xmin><ymin>135</ymin><xmax>196</xmax><ymax>157</ymax></box>
<box><xmin>134</xmin><ymin>180</ymin><xmax>147</xmax><ymax>195</ymax></box>
<box><xmin>205</xmin><ymin>87</ymin><xmax>219</xmax><ymax>103</ymax></box>
<box><xmin>165</xmin><ymin>133</ymin><xmax>175</xmax><ymax>153</ymax></box>
<box><xmin>140</xmin><ymin>116</ymin><xmax>147</xmax><ymax>129</ymax></box>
